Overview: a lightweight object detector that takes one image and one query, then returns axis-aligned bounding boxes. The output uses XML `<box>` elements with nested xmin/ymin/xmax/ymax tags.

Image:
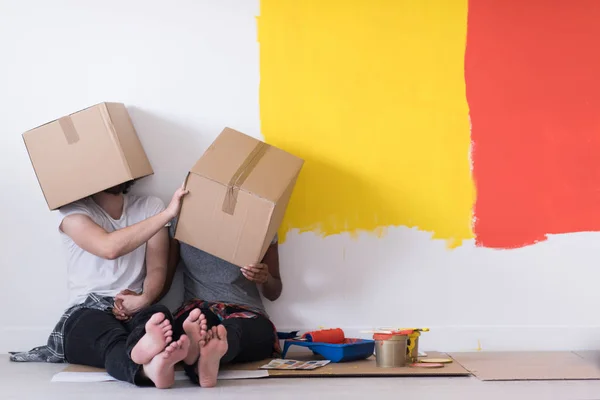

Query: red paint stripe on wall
<box><xmin>467</xmin><ymin>0</ymin><xmax>600</xmax><ymax>248</ymax></box>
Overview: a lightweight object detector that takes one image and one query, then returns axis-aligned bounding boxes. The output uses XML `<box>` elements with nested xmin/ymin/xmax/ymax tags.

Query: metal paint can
<box><xmin>406</xmin><ymin>331</ymin><xmax>421</xmax><ymax>363</ymax></box>
<box><xmin>373</xmin><ymin>331</ymin><xmax>410</xmax><ymax>368</ymax></box>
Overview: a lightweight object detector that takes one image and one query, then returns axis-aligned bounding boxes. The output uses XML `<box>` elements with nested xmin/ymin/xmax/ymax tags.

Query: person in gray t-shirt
<box><xmin>164</xmin><ymin>220</ymin><xmax>282</xmax><ymax>386</ymax></box>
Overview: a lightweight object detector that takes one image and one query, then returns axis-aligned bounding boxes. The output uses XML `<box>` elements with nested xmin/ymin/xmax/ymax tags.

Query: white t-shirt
<box><xmin>58</xmin><ymin>194</ymin><xmax>166</xmax><ymax>308</ymax></box>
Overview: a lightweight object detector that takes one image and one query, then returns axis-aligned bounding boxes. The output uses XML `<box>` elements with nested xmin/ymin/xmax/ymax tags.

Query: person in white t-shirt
<box><xmin>11</xmin><ymin>180</ymin><xmax>208</xmax><ymax>389</ymax></box>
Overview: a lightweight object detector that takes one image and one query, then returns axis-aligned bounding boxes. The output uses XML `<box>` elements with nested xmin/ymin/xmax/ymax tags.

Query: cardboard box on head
<box><xmin>175</xmin><ymin>127</ymin><xmax>304</xmax><ymax>268</ymax></box>
<box><xmin>23</xmin><ymin>103</ymin><xmax>153</xmax><ymax>210</ymax></box>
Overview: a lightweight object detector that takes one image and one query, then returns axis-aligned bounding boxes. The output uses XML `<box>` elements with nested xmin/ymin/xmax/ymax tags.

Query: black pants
<box><xmin>174</xmin><ymin>307</ymin><xmax>275</xmax><ymax>384</ymax></box>
<box><xmin>63</xmin><ymin>304</ymin><xmax>172</xmax><ymax>386</ymax></box>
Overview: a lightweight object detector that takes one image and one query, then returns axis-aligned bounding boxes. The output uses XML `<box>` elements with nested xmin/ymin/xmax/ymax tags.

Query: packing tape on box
<box><xmin>58</xmin><ymin>116</ymin><xmax>80</xmax><ymax>144</ymax></box>
<box><xmin>222</xmin><ymin>141</ymin><xmax>269</xmax><ymax>215</ymax></box>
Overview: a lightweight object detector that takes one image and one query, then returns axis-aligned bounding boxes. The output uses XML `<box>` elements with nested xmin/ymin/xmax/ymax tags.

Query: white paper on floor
<box><xmin>51</xmin><ymin>369</ymin><xmax>268</xmax><ymax>383</ymax></box>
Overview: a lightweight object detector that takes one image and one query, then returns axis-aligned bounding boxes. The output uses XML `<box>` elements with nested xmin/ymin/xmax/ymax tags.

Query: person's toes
<box><xmin>189</xmin><ymin>308</ymin><xmax>201</xmax><ymax>322</ymax></box>
<box><xmin>164</xmin><ymin>342</ymin><xmax>175</xmax><ymax>355</ymax></box>
<box><xmin>149</xmin><ymin>312</ymin><xmax>165</xmax><ymax>323</ymax></box>
<box><xmin>216</xmin><ymin>325</ymin><xmax>227</xmax><ymax>340</ymax></box>
<box><xmin>179</xmin><ymin>335</ymin><xmax>190</xmax><ymax>347</ymax></box>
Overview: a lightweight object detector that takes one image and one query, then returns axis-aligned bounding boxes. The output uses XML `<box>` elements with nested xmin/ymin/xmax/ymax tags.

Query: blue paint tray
<box><xmin>281</xmin><ymin>338</ymin><xmax>375</xmax><ymax>363</ymax></box>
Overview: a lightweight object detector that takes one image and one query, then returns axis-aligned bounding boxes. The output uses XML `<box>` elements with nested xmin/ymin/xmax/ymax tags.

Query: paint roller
<box><xmin>302</xmin><ymin>328</ymin><xmax>345</xmax><ymax>344</ymax></box>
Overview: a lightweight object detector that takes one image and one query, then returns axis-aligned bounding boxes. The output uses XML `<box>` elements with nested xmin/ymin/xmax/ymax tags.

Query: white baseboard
<box><xmin>4</xmin><ymin>325</ymin><xmax>600</xmax><ymax>355</ymax></box>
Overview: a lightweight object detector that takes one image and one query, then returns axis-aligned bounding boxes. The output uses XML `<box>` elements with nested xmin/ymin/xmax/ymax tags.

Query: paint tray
<box><xmin>281</xmin><ymin>338</ymin><xmax>375</xmax><ymax>363</ymax></box>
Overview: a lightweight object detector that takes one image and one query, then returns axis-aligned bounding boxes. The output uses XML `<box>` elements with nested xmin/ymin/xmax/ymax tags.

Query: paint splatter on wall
<box><xmin>259</xmin><ymin>0</ymin><xmax>600</xmax><ymax>249</ymax></box>
<box><xmin>467</xmin><ymin>0</ymin><xmax>600</xmax><ymax>248</ymax></box>
<box><xmin>258</xmin><ymin>0</ymin><xmax>475</xmax><ymax>247</ymax></box>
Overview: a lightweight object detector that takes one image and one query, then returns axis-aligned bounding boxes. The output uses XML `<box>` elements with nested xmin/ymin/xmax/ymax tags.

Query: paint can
<box><xmin>406</xmin><ymin>331</ymin><xmax>421</xmax><ymax>363</ymax></box>
<box><xmin>373</xmin><ymin>331</ymin><xmax>410</xmax><ymax>368</ymax></box>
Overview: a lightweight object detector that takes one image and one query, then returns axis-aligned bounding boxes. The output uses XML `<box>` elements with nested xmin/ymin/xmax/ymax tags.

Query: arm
<box><xmin>60</xmin><ymin>211</ymin><xmax>173</xmax><ymax>260</ymax></box>
<box><xmin>60</xmin><ymin>186</ymin><xmax>187</xmax><ymax>260</ymax></box>
<box><xmin>114</xmin><ymin>227</ymin><xmax>169</xmax><ymax>317</ymax></box>
<box><xmin>261</xmin><ymin>243</ymin><xmax>282</xmax><ymax>301</ymax></box>
<box><xmin>158</xmin><ymin>237</ymin><xmax>181</xmax><ymax>301</ymax></box>
<box><xmin>242</xmin><ymin>243</ymin><xmax>283</xmax><ymax>301</ymax></box>
<box><xmin>141</xmin><ymin>227</ymin><xmax>170</xmax><ymax>303</ymax></box>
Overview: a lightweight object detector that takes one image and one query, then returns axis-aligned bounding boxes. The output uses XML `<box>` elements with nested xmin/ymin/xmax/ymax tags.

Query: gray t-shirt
<box><xmin>170</xmin><ymin>221</ymin><xmax>276</xmax><ymax>316</ymax></box>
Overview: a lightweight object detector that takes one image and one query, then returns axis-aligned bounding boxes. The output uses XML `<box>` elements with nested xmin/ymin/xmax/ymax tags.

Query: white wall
<box><xmin>1</xmin><ymin>0</ymin><xmax>599</xmax><ymax>354</ymax></box>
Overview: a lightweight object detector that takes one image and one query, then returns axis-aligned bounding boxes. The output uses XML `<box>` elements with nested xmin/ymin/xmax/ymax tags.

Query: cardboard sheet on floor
<box><xmin>57</xmin><ymin>352</ymin><xmax>469</xmax><ymax>381</ymax></box>
<box><xmin>224</xmin><ymin>352</ymin><xmax>470</xmax><ymax>377</ymax></box>
<box><xmin>575</xmin><ymin>350</ymin><xmax>600</xmax><ymax>365</ymax></box>
<box><xmin>55</xmin><ymin>364</ymin><xmax>267</xmax><ymax>382</ymax></box>
<box><xmin>449</xmin><ymin>352</ymin><xmax>600</xmax><ymax>381</ymax></box>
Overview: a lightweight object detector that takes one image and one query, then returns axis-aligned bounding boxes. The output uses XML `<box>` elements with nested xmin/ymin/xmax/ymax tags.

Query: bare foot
<box><xmin>198</xmin><ymin>325</ymin><xmax>228</xmax><ymax>388</ymax></box>
<box><xmin>182</xmin><ymin>308</ymin><xmax>207</xmax><ymax>365</ymax></box>
<box><xmin>143</xmin><ymin>335</ymin><xmax>190</xmax><ymax>389</ymax></box>
<box><xmin>131</xmin><ymin>313</ymin><xmax>173</xmax><ymax>365</ymax></box>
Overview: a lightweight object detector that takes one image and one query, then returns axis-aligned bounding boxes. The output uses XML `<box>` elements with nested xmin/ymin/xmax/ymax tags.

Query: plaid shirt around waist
<box><xmin>10</xmin><ymin>293</ymin><xmax>115</xmax><ymax>363</ymax></box>
<box><xmin>175</xmin><ymin>299</ymin><xmax>281</xmax><ymax>356</ymax></box>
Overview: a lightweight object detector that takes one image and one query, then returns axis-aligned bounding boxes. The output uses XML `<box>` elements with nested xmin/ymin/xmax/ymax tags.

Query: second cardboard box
<box><xmin>175</xmin><ymin>128</ymin><xmax>304</xmax><ymax>267</ymax></box>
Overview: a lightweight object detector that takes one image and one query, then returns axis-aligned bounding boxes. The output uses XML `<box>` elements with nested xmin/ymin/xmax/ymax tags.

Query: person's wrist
<box><xmin>140</xmin><ymin>292</ymin><xmax>154</xmax><ymax>306</ymax></box>
<box><xmin>163</xmin><ymin>208</ymin><xmax>179</xmax><ymax>223</ymax></box>
<box><xmin>262</xmin><ymin>271</ymin><xmax>272</xmax><ymax>285</ymax></box>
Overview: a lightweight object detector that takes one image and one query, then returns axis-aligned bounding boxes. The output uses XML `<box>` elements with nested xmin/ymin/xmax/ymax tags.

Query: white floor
<box><xmin>4</xmin><ymin>355</ymin><xmax>600</xmax><ymax>400</ymax></box>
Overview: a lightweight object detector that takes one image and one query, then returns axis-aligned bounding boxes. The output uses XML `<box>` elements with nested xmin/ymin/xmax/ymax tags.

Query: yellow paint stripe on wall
<box><xmin>259</xmin><ymin>0</ymin><xmax>474</xmax><ymax>247</ymax></box>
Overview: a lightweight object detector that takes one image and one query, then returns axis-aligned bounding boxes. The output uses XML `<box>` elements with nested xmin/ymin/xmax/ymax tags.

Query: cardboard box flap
<box><xmin>23</xmin><ymin>103</ymin><xmax>99</xmax><ymax>135</ymax></box>
<box><xmin>190</xmin><ymin>128</ymin><xmax>259</xmax><ymax>185</ymax></box>
<box><xmin>190</xmin><ymin>127</ymin><xmax>304</xmax><ymax>204</ymax></box>
<box><xmin>241</xmin><ymin>146</ymin><xmax>303</xmax><ymax>203</ymax></box>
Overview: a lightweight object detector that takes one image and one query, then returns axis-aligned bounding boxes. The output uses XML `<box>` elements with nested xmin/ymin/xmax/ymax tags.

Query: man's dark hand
<box><xmin>241</xmin><ymin>263</ymin><xmax>269</xmax><ymax>284</ymax></box>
